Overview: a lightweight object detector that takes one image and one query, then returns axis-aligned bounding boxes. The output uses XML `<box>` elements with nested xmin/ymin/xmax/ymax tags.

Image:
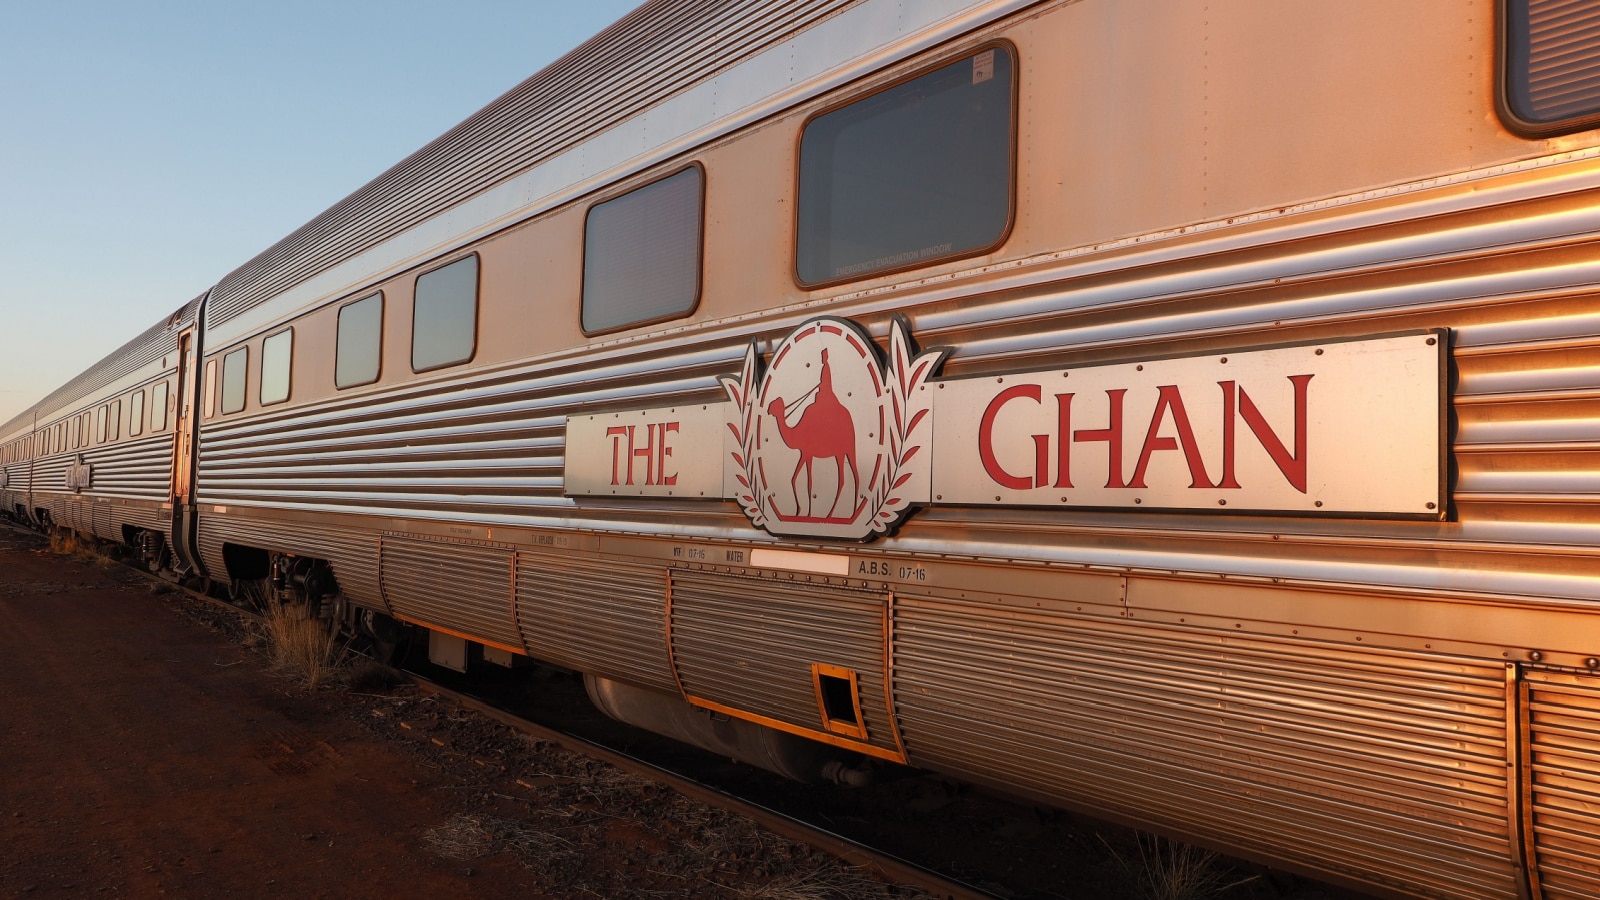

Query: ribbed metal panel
<box><xmin>513</xmin><ymin>548</ymin><xmax>675</xmax><ymax>693</ymax></box>
<box><xmin>91</xmin><ymin>501</ymin><xmax>113</xmax><ymax>542</ymax></box>
<box><xmin>892</xmin><ymin>593</ymin><xmax>1516</xmax><ymax>900</ymax></box>
<box><xmin>380</xmin><ymin>535</ymin><xmax>520</xmax><ymax>650</ymax></box>
<box><xmin>1528</xmin><ymin>670</ymin><xmax>1600</xmax><ymax>900</ymax></box>
<box><xmin>204</xmin><ymin>0</ymin><xmax>860</xmax><ymax>330</ymax></box>
<box><xmin>1521</xmin><ymin>0</ymin><xmax>1600</xmax><ymax>121</ymax></box>
<box><xmin>670</xmin><ymin>571</ymin><xmax>896</xmax><ymax>753</ymax></box>
<box><xmin>79</xmin><ymin>434</ymin><xmax>173</xmax><ymax>504</ymax></box>
<box><xmin>195</xmin><ymin>512</ymin><xmax>382</xmax><ymax>609</ymax></box>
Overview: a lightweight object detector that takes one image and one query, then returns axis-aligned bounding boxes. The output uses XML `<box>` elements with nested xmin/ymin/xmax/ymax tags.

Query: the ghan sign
<box><xmin>565</xmin><ymin>318</ymin><xmax>1446</xmax><ymax>540</ymax></box>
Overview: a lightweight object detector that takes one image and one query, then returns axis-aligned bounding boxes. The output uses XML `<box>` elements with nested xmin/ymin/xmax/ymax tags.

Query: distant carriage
<box><xmin>9</xmin><ymin>2</ymin><xmax>1600</xmax><ymax>897</ymax></box>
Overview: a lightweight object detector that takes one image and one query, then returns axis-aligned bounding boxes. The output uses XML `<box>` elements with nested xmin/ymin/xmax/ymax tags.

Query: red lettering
<box><xmin>1073</xmin><ymin>389</ymin><xmax>1128</xmax><ymax>488</ymax></box>
<box><xmin>1129</xmin><ymin>385</ymin><xmax>1214</xmax><ymax>489</ymax></box>
<box><xmin>1226</xmin><ymin>375</ymin><xmax>1312</xmax><ymax>493</ymax></box>
<box><xmin>660</xmin><ymin>421</ymin><xmax>680</xmax><ymax>486</ymax></box>
<box><xmin>631</xmin><ymin>423</ymin><xmax>657</xmax><ymax>486</ymax></box>
<box><xmin>978</xmin><ymin>385</ymin><xmax>1041</xmax><ymax>491</ymax></box>
<box><xmin>606</xmin><ymin>426</ymin><xmax>628</xmax><ymax>485</ymax></box>
<box><xmin>1216</xmin><ymin>382</ymin><xmax>1240</xmax><ymax>489</ymax></box>
<box><xmin>1053</xmin><ymin>393</ymin><xmax>1074</xmax><ymax>488</ymax></box>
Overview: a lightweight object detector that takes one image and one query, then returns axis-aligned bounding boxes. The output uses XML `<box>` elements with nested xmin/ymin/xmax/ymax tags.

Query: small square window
<box><xmin>412</xmin><ymin>256</ymin><xmax>478</xmax><ymax>372</ymax></box>
<box><xmin>336</xmin><ymin>292</ymin><xmax>383</xmax><ymax>388</ymax></box>
<box><xmin>151</xmin><ymin>382</ymin><xmax>169</xmax><ymax>432</ymax></box>
<box><xmin>221</xmin><ymin>347</ymin><xmax>248</xmax><ymax>414</ymax></box>
<box><xmin>260</xmin><ymin>329</ymin><xmax>292</xmax><ymax>406</ymax></box>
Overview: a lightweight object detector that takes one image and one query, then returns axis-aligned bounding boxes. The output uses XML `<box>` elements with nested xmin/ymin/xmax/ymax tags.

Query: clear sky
<box><xmin>0</xmin><ymin>0</ymin><xmax>639</xmax><ymax>426</ymax></box>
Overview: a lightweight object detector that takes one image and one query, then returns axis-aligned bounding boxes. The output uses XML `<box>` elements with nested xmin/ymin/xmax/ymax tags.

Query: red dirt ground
<box><xmin>0</xmin><ymin>529</ymin><xmax>918</xmax><ymax>899</ymax></box>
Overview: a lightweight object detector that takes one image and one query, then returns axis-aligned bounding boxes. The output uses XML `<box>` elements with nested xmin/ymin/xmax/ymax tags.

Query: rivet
<box><xmin>1315</xmin><ymin>501</ymin><xmax>1323</xmax><ymax>507</ymax></box>
<box><xmin>997</xmin><ymin>377</ymin><xmax>1003</xmax><ymax>383</ymax></box>
<box><xmin>1587</xmin><ymin>657</ymin><xmax>1598</xmax><ymax>669</ymax></box>
<box><xmin>1218</xmin><ymin>499</ymin><xmax>1226</xmax><ymax>506</ymax></box>
<box><xmin>1134</xmin><ymin>498</ymin><xmax>1142</xmax><ymax>504</ymax></box>
<box><xmin>995</xmin><ymin>496</ymin><xmax>1001</xmax><ymax>501</ymax></box>
<box><xmin>1426</xmin><ymin>337</ymin><xmax>1437</xmax><ymax>346</ymax></box>
<box><xmin>1136</xmin><ymin>365</ymin><xmax>1143</xmax><ymax>371</ymax></box>
<box><xmin>1315</xmin><ymin>349</ymin><xmax>1323</xmax><ymax>356</ymax></box>
<box><xmin>1426</xmin><ymin>502</ymin><xmax>1436</xmax><ymax>510</ymax></box>
<box><xmin>1530</xmin><ymin>650</ymin><xmax>1544</xmax><ymax>662</ymax></box>
<box><xmin>1060</xmin><ymin>497</ymin><xmax>1068</xmax><ymax>503</ymax></box>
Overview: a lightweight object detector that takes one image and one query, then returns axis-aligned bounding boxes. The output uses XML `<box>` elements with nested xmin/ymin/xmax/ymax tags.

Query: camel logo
<box><xmin>720</xmin><ymin>316</ymin><xmax>946</xmax><ymax>540</ymax></box>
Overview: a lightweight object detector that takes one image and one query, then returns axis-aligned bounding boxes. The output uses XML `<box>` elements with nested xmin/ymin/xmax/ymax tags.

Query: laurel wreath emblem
<box><xmin>719</xmin><ymin>317</ymin><xmax>945</xmax><ymax>539</ymax></box>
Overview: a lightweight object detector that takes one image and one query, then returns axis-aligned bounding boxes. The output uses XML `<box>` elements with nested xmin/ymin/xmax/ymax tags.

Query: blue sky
<box><xmin>0</xmin><ymin>0</ymin><xmax>638</xmax><ymax>425</ymax></box>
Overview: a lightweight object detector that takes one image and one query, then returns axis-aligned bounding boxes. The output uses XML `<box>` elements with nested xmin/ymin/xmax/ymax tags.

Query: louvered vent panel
<box><xmin>514</xmin><ymin>548</ymin><xmax>675</xmax><ymax>693</ymax></box>
<box><xmin>205</xmin><ymin>0</ymin><xmax>861</xmax><ymax>329</ymax></box>
<box><xmin>196</xmin><ymin>513</ymin><xmax>383</xmax><ymax>609</ymax></box>
<box><xmin>670</xmin><ymin>571</ymin><xmax>897</xmax><ymax>753</ymax></box>
<box><xmin>382</xmin><ymin>535</ymin><xmax>521</xmax><ymax>649</ymax></box>
<box><xmin>1528</xmin><ymin>670</ymin><xmax>1600</xmax><ymax>900</ymax></box>
<box><xmin>893</xmin><ymin>593</ymin><xmax>1517</xmax><ymax>900</ymax></box>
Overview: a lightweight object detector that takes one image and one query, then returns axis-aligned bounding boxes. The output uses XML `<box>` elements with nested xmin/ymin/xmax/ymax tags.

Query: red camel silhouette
<box><xmin>766</xmin><ymin>349</ymin><xmax>859</xmax><ymax>519</ymax></box>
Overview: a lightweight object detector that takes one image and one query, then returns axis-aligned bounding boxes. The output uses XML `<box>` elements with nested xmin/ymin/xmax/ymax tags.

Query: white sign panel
<box><xmin>564</xmin><ymin>403</ymin><xmax>732</xmax><ymax>499</ymax></box>
<box><xmin>563</xmin><ymin>321</ymin><xmax>1447</xmax><ymax>538</ymax></box>
<box><xmin>930</xmin><ymin>333</ymin><xmax>1443</xmax><ymax>515</ymax></box>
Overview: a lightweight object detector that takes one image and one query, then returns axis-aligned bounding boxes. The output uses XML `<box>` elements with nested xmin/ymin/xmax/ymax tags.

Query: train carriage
<box><xmin>11</xmin><ymin>0</ymin><xmax>1600</xmax><ymax>896</ymax></box>
<box><xmin>3</xmin><ymin>298</ymin><xmax>199</xmax><ymax>568</ymax></box>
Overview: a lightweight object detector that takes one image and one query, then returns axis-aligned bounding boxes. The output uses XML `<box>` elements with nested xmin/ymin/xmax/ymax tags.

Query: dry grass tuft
<box><xmin>1105</xmin><ymin>834</ymin><xmax>1257</xmax><ymax>900</ymax></box>
<box><xmin>262</xmin><ymin>602</ymin><xmax>338</xmax><ymax>687</ymax></box>
<box><xmin>733</xmin><ymin>866</ymin><xmax>893</xmax><ymax>900</ymax></box>
<box><xmin>48</xmin><ymin>529</ymin><xmax>95</xmax><ymax>560</ymax></box>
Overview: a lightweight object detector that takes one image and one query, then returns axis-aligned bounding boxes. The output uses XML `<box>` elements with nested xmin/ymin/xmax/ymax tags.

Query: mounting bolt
<box><xmin>1530</xmin><ymin>650</ymin><xmax>1544</xmax><ymax>662</ymax></box>
<box><xmin>1587</xmin><ymin>658</ymin><xmax>1599</xmax><ymax>669</ymax></box>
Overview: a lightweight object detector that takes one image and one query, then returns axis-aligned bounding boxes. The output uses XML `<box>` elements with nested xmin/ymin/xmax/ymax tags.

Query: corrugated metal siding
<box><xmin>195</xmin><ymin>513</ymin><xmax>382</xmax><ymax>609</ymax></box>
<box><xmin>204</xmin><ymin>0</ymin><xmax>862</xmax><ymax>330</ymax></box>
<box><xmin>380</xmin><ymin>535</ymin><xmax>520</xmax><ymax>650</ymax></box>
<box><xmin>1527</xmin><ymin>669</ymin><xmax>1600</xmax><ymax>900</ymax></box>
<box><xmin>514</xmin><ymin>547</ymin><xmax>675</xmax><ymax>693</ymax></box>
<box><xmin>670</xmin><ymin>571</ymin><xmax>897</xmax><ymax>753</ymax></box>
<box><xmin>1521</xmin><ymin>0</ymin><xmax>1600</xmax><ymax>122</ymax></box>
<box><xmin>891</xmin><ymin>591</ymin><xmax>1517</xmax><ymax>900</ymax></box>
<box><xmin>80</xmin><ymin>434</ymin><xmax>172</xmax><ymax>504</ymax></box>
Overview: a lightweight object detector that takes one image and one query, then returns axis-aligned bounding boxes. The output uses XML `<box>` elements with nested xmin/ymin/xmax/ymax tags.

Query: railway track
<box><xmin>7</xmin><ymin>523</ymin><xmax>993</xmax><ymax>900</ymax></box>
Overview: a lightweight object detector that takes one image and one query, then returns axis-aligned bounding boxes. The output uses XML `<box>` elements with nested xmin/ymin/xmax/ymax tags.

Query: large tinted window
<box><xmin>336</xmin><ymin>292</ymin><xmax>383</xmax><ymax>388</ymax></box>
<box><xmin>221</xmin><ymin>348</ymin><xmax>248</xmax><ymax>414</ymax></box>
<box><xmin>582</xmin><ymin>166</ymin><xmax>703</xmax><ymax>333</ymax></box>
<box><xmin>1504</xmin><ymin>0</ymin><xmax>1600</xmax><ymax>134</ymax></box>
<box><xmin>796</xmin><ymin>46</ymin><xmax>1015</xmax><ymax>286</ymax></box>
<box><xmin>412</xmin><ymin>255</ymin><xmax>478</xmax><ymax>372</ymax></box>
<box><xmin>260</xmin><ymin>329</ymin><xmax>293</xmax><ymax>405</ymax></box>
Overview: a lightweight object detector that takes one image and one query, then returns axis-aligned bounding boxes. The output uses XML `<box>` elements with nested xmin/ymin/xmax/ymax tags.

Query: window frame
<box><xmin>1498</xmin><ymin>0</ymin><xmax>1600</xmax><ymax>137</ymax></box>
<box><xmin>108</xmin><ymin>400</ymin><xmax>120</xmax><ymax>442</ymax></box>
<box><xmin>129</xmin><ymin>390</ymin><xmax>144</xmax><ymax>437</ymax></box>
<box><xmin>221</xmin><ymin>346</ymin><xmax>249</xmax><ymax>415</ymax></box>
<box><xmin>259</xmin><ymin>327</ymin><xmax>294</xmax><ymax>407</ymax></box>
<box><xmin>335</xmin><ymin>291</ymin><xmax>385</xmax><ymax>390</ymax></box>
<box><xmin>578</xmin><ymin>161</ymin><xmax>707</xmax><ymax>337</ymax></box>
<box><xmin>151</xmin><ymin>382</ymin><xmax>169</xmax><ymax>432</ymax></box>
<box><xmin>790</xmin><ymin>39</ymin><xmax>1020</xmax><ymax>291</ymax></box>
<box><xmin>410</xmin><ymin>253</ymin><xmax>481</xmax><ymax>374</ymax></box>
<box><xmin>203</xmin><ymin>360</ymin><xmax>218</xmax><ymax>419</ymax></box>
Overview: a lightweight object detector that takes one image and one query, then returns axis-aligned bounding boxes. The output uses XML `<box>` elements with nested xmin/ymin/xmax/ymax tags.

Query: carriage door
<box><xmin>172</xmin><ymin>330</ymin><xmax>196</xmax><ymax>504</ymax></box>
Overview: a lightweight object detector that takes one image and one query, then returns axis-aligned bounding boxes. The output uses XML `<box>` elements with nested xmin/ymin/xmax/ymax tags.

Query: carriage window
<box><xmin>108</xmin><ymin>400</ymin><xmax>120</xmax><ymax>441</ymax></box>
<box><xmin>260</xmin><ymin>329</ymin><xmax>293</xmax><ymax>405</ymax></box>
<box><xmin>1503</xmin><ymin>0</ymin><xmax>1600</xmax><ymax>135</ymax></box>
<box><xmin>412</xmin><ymin>255</ymin><xmax>478</xmax><ymax>372</ymax></box>
<box><xmin>221</xmin><ymin>347</ymin><xmax>248</xmax><ymax>414</ymax></box>
<box><xmin>581</xmin><ymin>165</ymin><xmax>702</xmax><ymax>334</ymax></box>
<box><xmin>796</xmin><ymin>45</ymin><xmax>1015</xmax><ymax>286</ymax></box>
<box><xmin>151</xmin><ymin>382</ymin><xmax>169</xmax><ymax>432</ymax></box>
<box><xmin>203</xmin><ymin>360</ymin><xmax>217</xmax><ymax>419</ymax></box>
<box><xmin>336</xmin><ymin>292</ymin><xmax>383</xmax><ymax>388</ymax></box>
<box><xmin>129</xmin><ymin>390</ymin><xmax>144</xmax><ymax>437</ymax></box>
